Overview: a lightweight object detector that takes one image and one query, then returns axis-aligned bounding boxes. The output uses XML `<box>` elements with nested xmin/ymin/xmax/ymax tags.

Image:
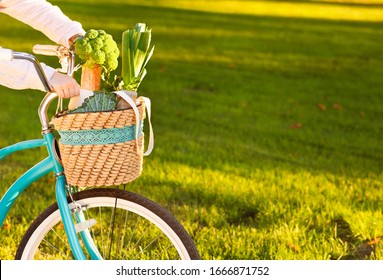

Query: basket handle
<box><xmin>141</xmin><ymin>96</ymin><xmax>154</xmax><ymax>156</ymax></box>
<box><xmin>114</xmin><ymin>91</ymin><xmax>154</xmax><ymax>156</ymax></box>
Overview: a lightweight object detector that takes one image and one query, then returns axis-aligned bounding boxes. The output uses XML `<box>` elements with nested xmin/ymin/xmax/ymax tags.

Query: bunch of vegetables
<box><xmin>70</xmin><ymin>23</ymin><xmax>154</xmax><ymax>113</ymax></box>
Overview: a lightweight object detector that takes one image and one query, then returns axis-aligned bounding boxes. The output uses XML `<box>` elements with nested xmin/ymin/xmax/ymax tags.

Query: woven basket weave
<box><xmin>52</xmin><ymin>99</ymin><xmax>146</xmax><ymax>188</ymax></box>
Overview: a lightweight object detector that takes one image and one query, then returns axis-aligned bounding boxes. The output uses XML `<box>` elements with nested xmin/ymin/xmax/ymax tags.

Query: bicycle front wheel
<box><xmin>16</xmin><ymin>188</ymin><xmax>200</xmax><ymax>260</ymax></box>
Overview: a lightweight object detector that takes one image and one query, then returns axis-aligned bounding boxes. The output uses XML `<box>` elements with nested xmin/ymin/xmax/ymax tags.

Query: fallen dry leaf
<box><xmin>290</xmin><ymin>123</ymin><xmax>302</xmax><ymax>129</ymax></box>
<box><xmin>288</xmin><ymin>243</ymin><xmax>300</xmax><ymax>252</ymax></box>
<box><xmin>47</xmin><ymin>177</ymin><xmax>55</xmax><ymax>184</ymax></box>
<box><xmin>317</xmin><ymin>103</ymin><xmax>326</xmax><ymax>111</ymax></box>
<box><xmin>333</xmin><ymin>103</ymin><xmax>342</xmax><ymax>110</ymax></box>
<box><xmin>368</xmin><ymin>237</ymin><xmax>381</xmax><ymax>245</ymax></box>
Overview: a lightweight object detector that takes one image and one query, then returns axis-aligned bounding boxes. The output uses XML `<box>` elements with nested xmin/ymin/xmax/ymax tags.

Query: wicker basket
<box><xmin>52</xmin><ymin>97</ymin><xmax>146</xmax><ymax>188</ymax></box>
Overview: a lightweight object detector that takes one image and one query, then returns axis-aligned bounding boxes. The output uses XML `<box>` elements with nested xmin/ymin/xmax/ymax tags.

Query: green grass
<box><xmin>1</xmin><ymin>0</ymin><xmax>383</xmax><ymax>259</ymax></box>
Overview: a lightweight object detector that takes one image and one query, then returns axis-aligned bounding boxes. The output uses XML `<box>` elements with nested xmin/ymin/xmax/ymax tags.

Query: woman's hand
<box><xmin>49</xmin><ymin>71</ymin><xmax>80</xmax><ymax>98</ymax></box>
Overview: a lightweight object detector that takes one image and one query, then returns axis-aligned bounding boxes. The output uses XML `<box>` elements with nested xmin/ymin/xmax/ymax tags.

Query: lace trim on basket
<box><xmin>58</xmin><ymin>122</ymin><xmax>143</xmax><ymax>145</ymax></box>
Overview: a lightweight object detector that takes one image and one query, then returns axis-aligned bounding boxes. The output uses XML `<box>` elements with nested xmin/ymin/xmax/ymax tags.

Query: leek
<box><xmin>121</xmin><ymin>23</ymin><xmax>155</xmax><ymax>92</ymax></box>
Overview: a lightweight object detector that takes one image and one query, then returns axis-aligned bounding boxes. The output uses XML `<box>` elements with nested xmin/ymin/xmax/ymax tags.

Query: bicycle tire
<box><xmin>15</xmin><ymin>188</ymin><xmax>200</xmax><ymax>260</ymax></box>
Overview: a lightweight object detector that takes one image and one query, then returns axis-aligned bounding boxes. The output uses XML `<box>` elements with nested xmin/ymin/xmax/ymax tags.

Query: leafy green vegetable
<box><xmin>121</xmin><ymin>23</ymin><xmax>155</xmax><ymax>91</ymax></box>
<box><xmin>69</xmin><ymin>90</ymin><xmax>117</xmax><ymax>113</ymax></box>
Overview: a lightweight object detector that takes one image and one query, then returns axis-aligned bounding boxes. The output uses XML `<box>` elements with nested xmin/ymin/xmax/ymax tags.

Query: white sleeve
<box><xmin>0</xmin><ymin>59</ymin><xmax>55</xmax><ymax>91</ymax></box>
<box><xmin>0</xmin><ymin>0</ymin><xmax>85</xmax><ymax>91</ymax></box>
<box><xmin>0</xmin><ymin>0</ymin><xmax>85</xmax><ymax>48</ymax></box>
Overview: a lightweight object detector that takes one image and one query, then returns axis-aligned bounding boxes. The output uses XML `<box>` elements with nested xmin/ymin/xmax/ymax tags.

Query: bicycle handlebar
<box><xmin>32</xmin><ymin>44</ymin><xmax>60</xmax><ymax>56</ymax></box>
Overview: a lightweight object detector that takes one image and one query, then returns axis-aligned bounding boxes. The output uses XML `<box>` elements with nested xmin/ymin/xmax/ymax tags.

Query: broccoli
<box><xmin>74</xmin><ymin>29</ymin><xmax>119</xmax><ymax>73</ymax></box>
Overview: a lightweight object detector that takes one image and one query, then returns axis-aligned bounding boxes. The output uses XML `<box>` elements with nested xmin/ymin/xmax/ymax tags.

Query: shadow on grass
<box><xmin>331</xmin><ymin>217</ymin><xmax>379</xmax><ymax>260</ymax></box>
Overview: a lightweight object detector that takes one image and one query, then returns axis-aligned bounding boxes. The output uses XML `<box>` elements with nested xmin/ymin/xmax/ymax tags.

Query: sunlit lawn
<box><xmin>1</xmin><ymin>0</ymin><xmax>383</xmax><ymax>259</ymax></box>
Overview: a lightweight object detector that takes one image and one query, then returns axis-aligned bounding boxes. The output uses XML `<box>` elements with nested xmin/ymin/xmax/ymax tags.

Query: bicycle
<box><xmin>0</xmin><ymin>45</ymin><xmax>200</xmax><ymax>260</ymax></box>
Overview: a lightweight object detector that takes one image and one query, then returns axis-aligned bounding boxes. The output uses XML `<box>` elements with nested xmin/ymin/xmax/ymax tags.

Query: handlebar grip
<box><xmin>0</xmin><ymin>47</ymin><xmax>13</xmax><ymax>61</ymax></box>
<box><xmin>32</xmin><ymin>44</ymin><xmax>59</xmax><ymax>56</ymax></box>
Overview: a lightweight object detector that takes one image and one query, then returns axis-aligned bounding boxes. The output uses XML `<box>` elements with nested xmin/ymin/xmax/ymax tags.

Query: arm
<box><xmin>0</xmin><ymin>0</ymin><xmax>85</xmax><ymax>48</ymax></box>
<box><xmin>0</xmin><ymin>0</ymin><xmax>85</xmax><ymax>96</ymax></box>
<box><xmin>0</xmin><ymin>58</ymin><xmax>80</xmax><ymax>97</ymax></box>
<box><xmin>0</xmin><ymin>60</ymin><xmax>55</xmax><ymax>91</ymax></box>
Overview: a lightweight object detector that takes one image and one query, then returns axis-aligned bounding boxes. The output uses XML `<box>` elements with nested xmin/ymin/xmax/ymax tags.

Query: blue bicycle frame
<box><xmin>0</xmin><ymin>50</ymin><xmax>102</xmax><ymax>260</ymax></box>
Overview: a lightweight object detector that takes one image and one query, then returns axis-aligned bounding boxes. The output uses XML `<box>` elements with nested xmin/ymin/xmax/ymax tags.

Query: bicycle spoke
<box><xmin>118</xmin><ymin>209</ymin><xmax>129</xmax><ymax>259</ymax></box>
<box><xmin>154</xmin><ymin>243</ymin><xmax>178</xmax><ymax>260</ymax></box>
<box><xmin>131</xmin><ymin>223</ymin><xmax>153</xmax><ymax>253</ymax></box>
<box><xmin>126</xmin><ymin>214</ymin><xmax>140</xmax><ymax>253</ymax></box>
<box><xmin>98</xmin><ymin>206</ymin><xmax>105</xmax><ymax>258</ymax></box>
<box><xmin>39</xmin><ymin>226</ymin><xmax>73</xmax><ymax>259</ymax></box>
<box><xmin>107</xmin><ymin>198</ymin><xmax>119</xmax><ymax>259</ymax></box>
<box><xmin>50</xmin><ymin>227</ymin><xmax>70</xmax><ymax>248</ymax></box>
<box><xmin>132</xmin><ymin>233</ymin><xmax>161</xmax><ymax>259</ymax></box>
<box><xmin>41</xmin><ymin>238</ymin><xmax>68</xmax><ymax>258</ymax></box>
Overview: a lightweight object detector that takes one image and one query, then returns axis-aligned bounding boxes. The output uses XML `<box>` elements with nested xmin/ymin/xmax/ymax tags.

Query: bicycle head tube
<box><xmin>38</xmin><ymin>92</ymin><xmax>58</xmax><ymax>132</ymax></box>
